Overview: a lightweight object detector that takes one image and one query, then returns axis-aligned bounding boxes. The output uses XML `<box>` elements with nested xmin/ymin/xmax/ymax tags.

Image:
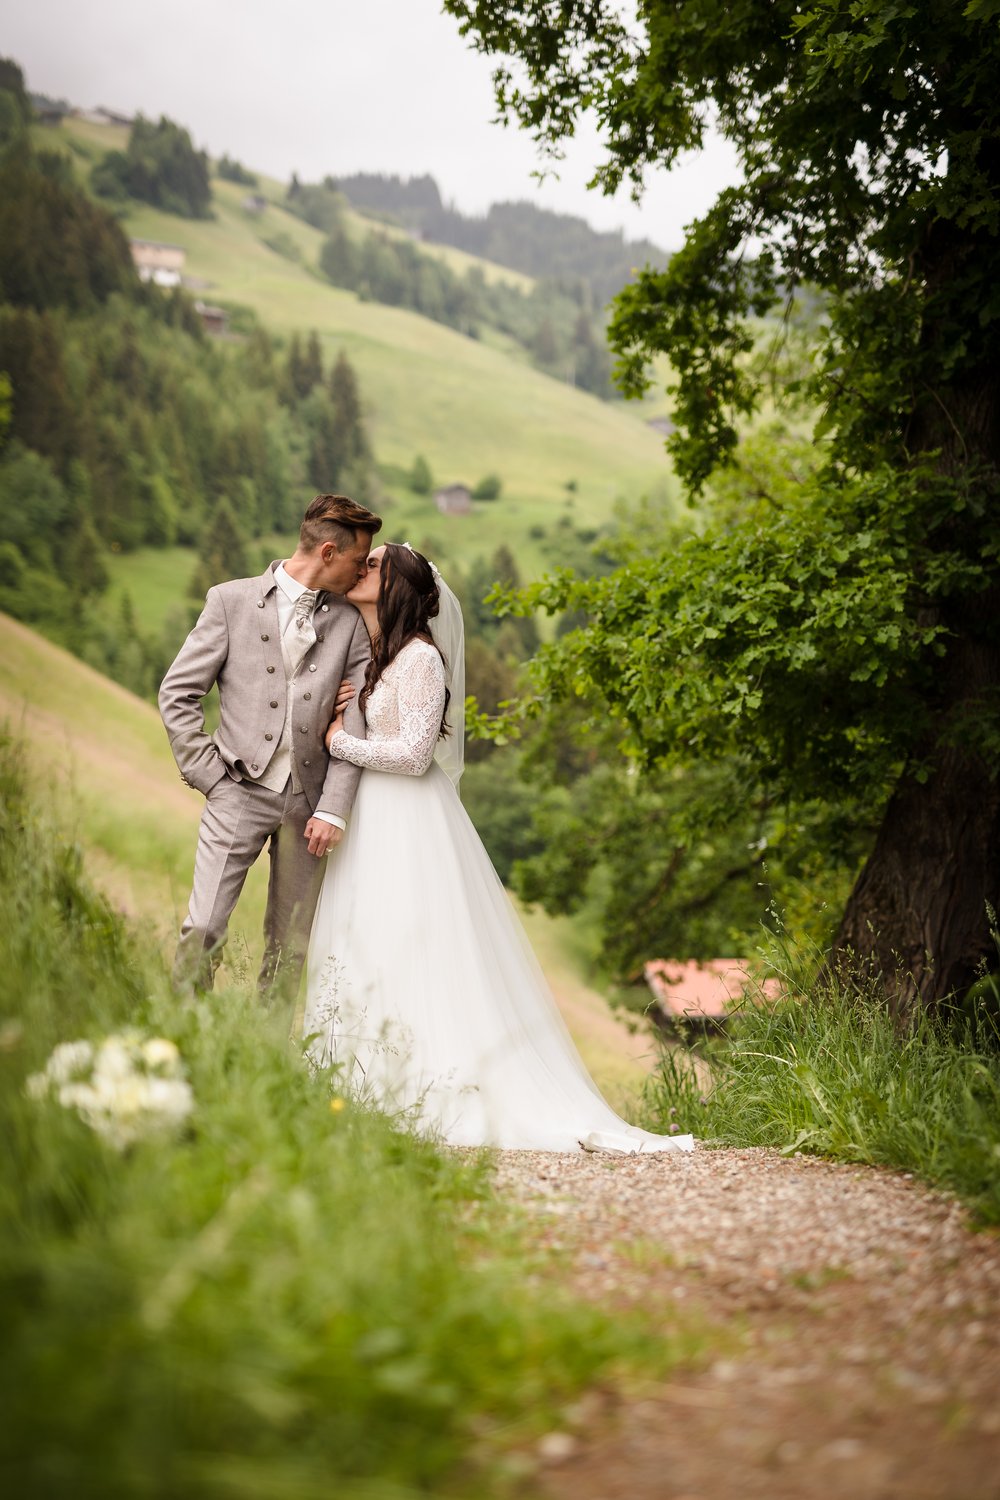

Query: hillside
<box><xmin>332</xmin><ymin>170</ymin><xmax>668</xmax><ymax>305</ymax></box>
<box><xmin>51</xmin><ymin>114</ymin><xmax>676</xmax><ymax>570</ymax></box>
<box><xmin>0</xmin><ymin>613</ymin><xmax>657</xmax><ymax>1099</ymax></box>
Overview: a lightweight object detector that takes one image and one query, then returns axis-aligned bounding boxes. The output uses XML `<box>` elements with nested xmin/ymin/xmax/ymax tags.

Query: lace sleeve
<box><xmin>328</xmin><ymin>644</ymin><xmax>446</xmax><ymax>776</ymax></box>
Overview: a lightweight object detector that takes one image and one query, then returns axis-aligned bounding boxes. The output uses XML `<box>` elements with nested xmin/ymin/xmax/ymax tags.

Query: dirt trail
<box><xmin>491</xmin><ymin>1147</ymin><xmax>1000</xmax><ymax>1500</ymax></box>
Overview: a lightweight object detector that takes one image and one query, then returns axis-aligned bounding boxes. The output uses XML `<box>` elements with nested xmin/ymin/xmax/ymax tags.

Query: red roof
<box><xmin>644</xmin><ymin>958</ymin><xmax>781</xmax><ymax>1019</ymax></box>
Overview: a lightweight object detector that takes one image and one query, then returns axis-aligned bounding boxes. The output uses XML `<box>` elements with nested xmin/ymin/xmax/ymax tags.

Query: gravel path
<box><xmin>487</xmin><ymin>1146</ymin><xmax>1000</xmax><ymax>1499</ymax></box>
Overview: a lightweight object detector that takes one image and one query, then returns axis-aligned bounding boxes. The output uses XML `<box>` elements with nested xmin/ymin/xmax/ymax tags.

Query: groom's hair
<box><xmin>300</xmin><ymin>493</ymin><xmax>382</xmax><ymax>553</ymax></box>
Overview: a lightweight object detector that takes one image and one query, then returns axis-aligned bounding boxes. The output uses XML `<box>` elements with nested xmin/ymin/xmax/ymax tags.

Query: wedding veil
<box><xmin>403</xmin><ymin>544</ymin><xmax>465</xmax><ymax>788</ymax></box>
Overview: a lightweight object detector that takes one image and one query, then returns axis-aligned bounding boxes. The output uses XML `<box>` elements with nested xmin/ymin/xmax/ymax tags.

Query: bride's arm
<box><xmin>326</xmin><ymin>648</ymin><xmax>445</xmax><ymax>776</ymax></box>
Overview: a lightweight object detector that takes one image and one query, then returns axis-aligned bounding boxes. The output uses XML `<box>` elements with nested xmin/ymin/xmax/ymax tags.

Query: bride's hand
<box><xmin>334</xmin><ymin>678</ymin><xmax>355</xmax><ymax>715</ymax></box>
<box><xmin>325</xmin><ymin>713</ymin><xmax>345</xmax><ymax>750</ymax></box>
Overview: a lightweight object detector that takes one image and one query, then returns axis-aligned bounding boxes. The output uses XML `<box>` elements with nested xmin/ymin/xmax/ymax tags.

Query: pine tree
<box><xmin>329</xmin><ymin>349</ymin><xmax>370</xmax><ymax>471</ymax></box>
<box><xmin>303</xmin><ymin>330</ymin><xmax>324</xmax><ymax>391</ymax></box>
<box><xmin>409</xmin><ymin>454</ymin><xmax>433</xmax><ymax>494</ymax></box>
<box><xmin>190</xmin><ymin>496</ymin><xmax>250</xmax><ymax>597</ymax></box>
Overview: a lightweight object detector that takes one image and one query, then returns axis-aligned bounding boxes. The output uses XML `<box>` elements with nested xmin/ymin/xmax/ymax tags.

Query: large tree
<box><xmin>446</xmin><ymin>0</ymin><xmax>1000</xmax><ymax>1013</ymax></box>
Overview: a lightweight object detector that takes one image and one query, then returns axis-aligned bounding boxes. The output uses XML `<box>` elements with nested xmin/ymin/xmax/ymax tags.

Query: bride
<box><xmin>302</xmin><ymin>542</ymin><xmax>694</xmax><ymax>1155</ymax></box>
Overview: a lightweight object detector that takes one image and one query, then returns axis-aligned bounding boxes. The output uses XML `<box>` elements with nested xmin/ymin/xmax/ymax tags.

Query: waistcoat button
<box><xmin>261</xmin><ymin>633</ymin><xmax>269</xmax><ymax>642</ymax></box>
<box><xmin>302</xmin><ymin>758</ymin><xmax>311</xmax><ymax>766</ymax></box>
<box><xmin>264</xmin><ymin>733</ymin><xmax>273</xmax><ymax>742</ymax></box>
<box><xmin>299</xmin><ymin>725</ymin><xmax>307</xmax><ymax>733</ymax></box>
<box><xmin>308</xmin><ymin>664</ymin><xmax>317</xmax><ymax>672</ymax></box>
<box><xmin>251</xmin><ymin>763</ymin><xmax>259</xmax><ymax>771</ymax></box>
<box><xmin>267</xmin><ymin>665</ymin><xmax>275</xmax><ymax>673</ymax></box>
<box><xmin>303</xmin><ymin>692</ymin><xmax>312</xmax><ymax>701</ymax></box>
<box><xmin>269</xmin><ymin>700</ymin><xmax>279</xmax><ymax>708</ymax></box>
<box><xmin>256</xmin><ymin>601</ymin><xmax>264</xmax><ymax>609</ymax></box>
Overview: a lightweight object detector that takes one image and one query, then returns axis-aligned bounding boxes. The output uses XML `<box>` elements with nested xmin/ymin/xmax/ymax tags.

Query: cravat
<box><xmin>285</xmin><ymin>588</ymin><xmax>317</xmax><ymax>672</ymax></box>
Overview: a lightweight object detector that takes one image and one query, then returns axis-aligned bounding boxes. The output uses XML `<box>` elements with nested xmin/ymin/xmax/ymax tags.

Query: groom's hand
<box><xmin>304</xmin><ymin>818</ymin><xmax>343</xmax><ymax>858</ymax></box>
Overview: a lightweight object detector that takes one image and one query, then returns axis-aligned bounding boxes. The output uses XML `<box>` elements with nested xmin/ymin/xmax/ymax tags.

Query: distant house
<box><xmin>130</xmin><ymin>238</ymin><xmax>186</xmax><ymax>288</ymax></box>
<box><xmin>241</xmin><ymin>194</ymin><xmax>268</xmax><ymax>215</ymax></box>
<box><xmin>433</xmin><ymin>483</ymin><xmax>472</xmax><ymax>516</ymax></box>
<box><xmin>194</xmin><ymin>301</ymin><xmax>228</xmax><ymax>335</ymax></box>
<box><xmin>644</xmin><ymin>958</ymin><xmax>782</xmax><ymax>1028</ymax></box>
<box><xmin>31</xmin><ymin>94</ymin><xmax>70</xmax><ymax>125</ymax></box>
<box><xmin>76</xmin><ymin>106</ymin><xmax>134</xmax><ymax>128</ymax></box>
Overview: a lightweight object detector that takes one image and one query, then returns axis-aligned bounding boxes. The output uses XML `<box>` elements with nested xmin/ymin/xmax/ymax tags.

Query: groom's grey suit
<box><xmin>159</xmin><ymin>560</ymin><xmax>370</xmax><ymax>994</ymax></box>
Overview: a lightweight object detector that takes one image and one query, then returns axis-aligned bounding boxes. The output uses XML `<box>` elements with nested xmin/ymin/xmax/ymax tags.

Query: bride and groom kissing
<box><xmin>159</xmin><ymin>493</ymin><xmax>693</xmax><ymax>1155</ymax></box>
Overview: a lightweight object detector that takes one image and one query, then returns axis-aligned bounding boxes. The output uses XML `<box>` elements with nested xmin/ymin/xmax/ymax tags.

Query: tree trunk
<box><xmin>831</xmin><ymin>623</ymin><xmax>1000</xmax><ymax>1015</ymax></box>
<box><xmin>833</xmin><ymin>295</ymin><xmax>1000</xmax><ymax>1012</ymax></box>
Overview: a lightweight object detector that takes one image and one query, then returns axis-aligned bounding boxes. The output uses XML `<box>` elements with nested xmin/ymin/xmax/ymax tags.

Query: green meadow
<box><xmin>48</xmin><ymin>114</ymin><xmax>677</xmax><ymax>549</ymax></box>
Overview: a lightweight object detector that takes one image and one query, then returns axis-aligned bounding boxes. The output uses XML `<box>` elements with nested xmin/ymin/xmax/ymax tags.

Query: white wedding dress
<box><xmin>303</xmin><ymin>638</ymin><xmax>694</xmax><ymax>1155</ymax></box>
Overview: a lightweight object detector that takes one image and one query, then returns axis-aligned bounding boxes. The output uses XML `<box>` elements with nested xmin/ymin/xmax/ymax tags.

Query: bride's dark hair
<box><xmin>359</xmin><ymin>543</ymin><xmax>450</xmax><ymax>736</ymax></box>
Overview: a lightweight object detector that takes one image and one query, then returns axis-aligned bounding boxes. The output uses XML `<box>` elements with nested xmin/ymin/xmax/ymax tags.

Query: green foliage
<box><xmin>318</xmin><ymin>216</ymin><xmax>619</xmax><ymax>395</ymax></box>
<box><xmin>0</xmin><ymin>132</ymin><xmax>386</xmax><ymax>690</ymax></box>
<box><xmin>643</xmin><ymin>953</ymin><xmax>1000</xmax><ymax>1226</ymax></box>
<box><xmin>0</xmin><ymin>142</ymin><xmax>135</xmax><ymax>311</ymax></box>
<box><xmin>0</xmin><ymin>744</ymin><xmax>689</xmax><ymax>1496</ymax></box>
<box><xmin>216</xmin><ymin>152</ymin><xmax>258</xmax><ymax>187</ymax></box>
<box><xmin>334</xmin><ymin>170</ymin><xmax>667</xmax><ymax>307</ymax></box>
<box><xmin>282</xmin><ymin>329</ymin><xmax>323</xmax><ymax>402</ymax></box>
<box><xmin>191</xmin><ymin>496</ymin><xmax>251</xmax><ymax>596</ymax></box>
<box><xmin>0</xmin><ymin>56</ymin><xmax>31</xmax><ymax>145</ymax></box>
<box><xmin>0</xmin><ymin>308</ymin><xmax>79</xmax><ymax>471</ymax></box>
<box><xmin>472</xmin><ymin>471</ymin><xmax>503</xmax><ymax>500</ymax></box>
<box><xmin>461</xmin><ymin>753</ymin><xmax>547</xmax><ymax>882</ymax></box>
<box><xmin>306</xmin><ymin>350</ymin><xmax>372</xmax><ymax>493</ymax></box>
<box><xmin>506</xmin><ymin>452</ymin><xmax>997</xmax><ymax>801</ymax></box>
<box><xmin>409</xmin><ymin>452</ymin><xmax>433</xmax><ymax>494</ymax></box>
<box><xmin>285</xmin><ymin>174</ymin><xmax>346</xmax><ymax>234</ymax></box>
<box><xmin>94</xmin><ymin>114</ymin><xmax>212</xmax><ymax>219</ymax></box>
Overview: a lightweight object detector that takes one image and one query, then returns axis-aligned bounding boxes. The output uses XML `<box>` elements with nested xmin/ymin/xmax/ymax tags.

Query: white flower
<box><xmin>46</xmin><ymin>1040</ymin><xmax>94</xmax><ymax>1084</ymax></box>
<box><xmin>27</xmin><ymin>1030</ymin><xmax>194</xmax><ymax>1149</ymax></box>
<box><xmin>24</xmin><ymin>1071</ymin><xmax>49</xmax><ymax>1099</ymax></box>
<box><xmin>142</xmin><ymin>1038</ymin><xmax>180</xmax><ymax>1072</ymax></box>
<box><xmin>93</xmin><ymin>1038</ymin><xmax>134</xmax><ymax>1082</ymax></box>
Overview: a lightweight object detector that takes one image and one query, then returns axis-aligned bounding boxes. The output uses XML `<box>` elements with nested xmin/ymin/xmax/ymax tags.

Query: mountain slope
<box><xmin>50</xmin><ymin>116</ymin><xmax>676</xmax><ymax>540</ymax></box>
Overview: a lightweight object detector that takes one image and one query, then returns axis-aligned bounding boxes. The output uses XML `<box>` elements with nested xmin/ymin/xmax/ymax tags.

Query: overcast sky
<box><xmin>6</xmin><ymin>0</ymin><xmax>740</xmax><ymax>250</ymax></box>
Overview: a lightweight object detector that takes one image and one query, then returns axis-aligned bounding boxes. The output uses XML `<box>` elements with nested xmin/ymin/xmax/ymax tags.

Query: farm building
<box><xmin>434</xmin><ymin>484</ymin><xmax>472</xmax><ymax>516</ymax></box>
<box><xmin>130</xmin><ymin>239</ymin><xmax>186</xmax><ymax>288</ymax></box>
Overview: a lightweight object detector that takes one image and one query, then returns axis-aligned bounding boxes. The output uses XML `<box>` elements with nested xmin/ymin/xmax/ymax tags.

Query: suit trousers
<box><xmin>174</xmin><ymin>774</ymin><xmax>325</xmax><ymax>999</ymax></box>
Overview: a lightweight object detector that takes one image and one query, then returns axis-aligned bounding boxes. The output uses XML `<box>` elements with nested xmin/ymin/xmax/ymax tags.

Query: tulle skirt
<box><xmin>303</xmin><ymin>762</ymin><xmax>694</xmax><ymax>1154</ymax></box>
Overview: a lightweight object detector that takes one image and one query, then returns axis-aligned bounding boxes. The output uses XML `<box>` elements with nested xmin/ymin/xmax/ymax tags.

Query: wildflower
<box><xmin>669</xmin><ymin>1123</ymin><xmax>679</xmax><ymax>1133</ymax></box>
<box><xmin>25</xmin><ymin>1032</ymin><xmax>193</xmax><ymax>1149</ymax></box>
<box><xmin>142</xmin><ymin>1038</ymin><xmax>180</xmax><ymax>1070</ymax></box>
<box><xmin>330</xmin><ymin>1097</ymin><xmax>346</xmax><ymax>1113</ymax></box>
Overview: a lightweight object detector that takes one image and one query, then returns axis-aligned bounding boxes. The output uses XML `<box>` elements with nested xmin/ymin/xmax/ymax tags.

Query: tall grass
<box><xmin>0</xmin><ymin>739</ymin><xmax>693</xmax><ymax>1498</ymax></box>
<box><xmin>643</xmin><ymin>935</ymin><xmax>1000</xmax><ymax>1225</ymax></box>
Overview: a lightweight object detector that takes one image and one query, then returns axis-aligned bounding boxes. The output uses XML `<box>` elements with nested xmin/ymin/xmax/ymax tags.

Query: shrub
<box><xmin>472</xmin><ymin>472</ymin><xmax>502</xmax><ymax>500</ymax></box>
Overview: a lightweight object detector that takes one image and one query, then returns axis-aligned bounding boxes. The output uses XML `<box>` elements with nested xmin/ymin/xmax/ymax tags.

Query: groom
<box><xmin>159</xmin><ymin>493</ymin><xmax>381</xmax><ymax>997</ymax></box>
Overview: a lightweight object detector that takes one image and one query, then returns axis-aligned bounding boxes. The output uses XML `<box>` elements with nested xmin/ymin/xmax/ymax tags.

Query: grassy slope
<box><xmin>46</xmin><ymin>115</ymin><xmax>679</xmax><ymax>635</ymax></box>
<box><xmin>1</xmin><ymin>613</ymin><xmax>654</xmax><ymax>1095</ymax></box>
<box><xmin>53</xmin><ymin>116</ymin><xmax>674</xmax><ymax>545</ymax></box>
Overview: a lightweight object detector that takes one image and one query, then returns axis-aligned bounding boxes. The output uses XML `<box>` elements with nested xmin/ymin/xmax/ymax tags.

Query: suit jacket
<box><xmin>158</xmin><ymin>561</ymin><xmax>371</xmax><ymax>820</ymax></box>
